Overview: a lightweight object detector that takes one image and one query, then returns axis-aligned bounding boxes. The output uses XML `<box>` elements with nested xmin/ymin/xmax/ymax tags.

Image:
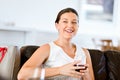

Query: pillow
<box><xmin>0</xmin><ymin>47</ymin><xmax>7</xmax><ymax>63</ymax></box>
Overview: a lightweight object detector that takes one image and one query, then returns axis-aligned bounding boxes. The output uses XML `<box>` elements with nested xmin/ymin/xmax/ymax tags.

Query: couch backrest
<box><xmin>20</xmin><ymin>46</ymin><xmax>120</xmax><ymax>80</ymax></box>
<box><xmin>20</xmin><ymin>45</ymin><xmax>39</xmax><ymax>67</ymax></box>
<box><xmin>104</xmin><ymin>50</ymin><xmax>120</xmax><ymax>80</ymax></box>
<box><xmin>88</xmin><ymin>49</ymin><xmax>107</xmax><ymax>80</ymax></box>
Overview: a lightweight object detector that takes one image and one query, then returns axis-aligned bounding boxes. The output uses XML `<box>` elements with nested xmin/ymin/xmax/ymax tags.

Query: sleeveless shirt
<box><xmin>44</xmin><ymin>42</ymin><xmax>86</xmax><ymax>80</ymax></box>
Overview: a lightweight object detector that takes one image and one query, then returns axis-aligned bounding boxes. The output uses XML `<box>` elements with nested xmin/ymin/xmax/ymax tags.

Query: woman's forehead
<box><xmin>60</xmin><ymin>12</ymin><xmax>78</xmax><ymax>20</ymax></box>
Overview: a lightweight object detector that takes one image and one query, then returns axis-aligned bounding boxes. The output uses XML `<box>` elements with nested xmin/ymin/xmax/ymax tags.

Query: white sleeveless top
<box><xmin>44</xmin><ymin>42</ymin><xmax>86</xmax><ymax>80</ymax></box>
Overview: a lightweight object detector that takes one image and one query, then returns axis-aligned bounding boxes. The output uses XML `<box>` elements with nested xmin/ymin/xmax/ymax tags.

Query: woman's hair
<box><xmin>55</xmin><ymin>8</ymin><xmax>79</xmax><ymax>23</ymax></box>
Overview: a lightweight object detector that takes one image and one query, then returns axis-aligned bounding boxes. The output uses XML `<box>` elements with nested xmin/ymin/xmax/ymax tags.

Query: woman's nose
<box><xmin>67</xmin><ymin>22</ymin><xmax>73</xmax><ymax>27</ymax></box>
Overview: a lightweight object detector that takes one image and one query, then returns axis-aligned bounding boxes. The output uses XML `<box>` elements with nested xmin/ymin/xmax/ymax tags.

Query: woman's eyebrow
<box><xmin>61</xmin><ymin>18</ymin><xmax>68</xmax><ymax>20</ymax></box>
<box><xmin>61</xmin><ymin>18</ymin><xmax>78</xmax><ymax>21</ymax></box>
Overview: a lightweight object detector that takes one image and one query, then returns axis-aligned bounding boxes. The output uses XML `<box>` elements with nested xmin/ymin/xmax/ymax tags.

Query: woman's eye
<box><xmin>72</xmin><ymin>22</ymin><xmax>77</xmax><ymax>24</ymax></box>
<box><xmin>63</xmin><ymin>21</ymin><xmax>68</xmax><ymax>23</ymax></box>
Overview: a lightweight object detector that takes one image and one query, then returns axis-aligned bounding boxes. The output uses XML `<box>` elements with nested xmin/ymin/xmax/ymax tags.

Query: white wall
<box><xmin>0</xmin><ymin>0</ymin><xmax>119</xmax><ymax>35</ymax></box>
<box><xmin>0</xmin><ymin>30</ymin><xmax>25</xmax><ymax>46</ymax></box>
<box><xmin>0</xmin><ymin>0</ymin><xmax>120</xmax><ymax>48</ymax></box>
<box><xmin>0</xmin><ymin>0</ymin><xmax>79</xmax><ymax>32</ymax></box>
<box><xmin>114</xmin><ymin>0</ymin><xmax>120</xmax><ymax>37</ymax></box>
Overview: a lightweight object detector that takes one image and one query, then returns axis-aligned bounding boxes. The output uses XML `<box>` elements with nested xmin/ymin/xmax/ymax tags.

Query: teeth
<box><xmin>66</xmin><ymin>29</ymin><xmax>73</xmax><ymax>33</ymax></box>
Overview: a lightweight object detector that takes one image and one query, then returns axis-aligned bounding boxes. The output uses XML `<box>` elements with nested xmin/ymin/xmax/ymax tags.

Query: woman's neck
<box><xmin>54</xmin><ymin>39</ymin><xmax>76</xmax><ymax>58</ymax></box>
<box><xmin>54</xmin><ymin>38</ymin><xmax>72</xmax><ymax>48</ymax></box>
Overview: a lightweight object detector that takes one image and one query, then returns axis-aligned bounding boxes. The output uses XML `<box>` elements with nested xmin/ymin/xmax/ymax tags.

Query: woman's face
<box><xmin>56</xmin><ymin>12</ymin><xmax>79</xmax><ymax>39</ymax></box>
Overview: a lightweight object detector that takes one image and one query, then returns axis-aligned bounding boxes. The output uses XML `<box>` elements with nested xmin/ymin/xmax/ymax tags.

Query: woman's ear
<box><xmin>55</xmin><ymin>23</ymin><xmax>59</xmax><ymax>30</ymax></box>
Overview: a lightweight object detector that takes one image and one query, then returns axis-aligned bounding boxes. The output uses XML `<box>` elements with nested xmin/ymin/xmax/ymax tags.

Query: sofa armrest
<box><xmin>0</xmin><ymin>46</ymin><xmax>20</xmax><ymax>80</ymax></box>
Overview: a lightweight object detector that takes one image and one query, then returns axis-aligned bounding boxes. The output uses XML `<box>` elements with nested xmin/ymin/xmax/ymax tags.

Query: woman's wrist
<box><xmin>82</xmin><ymin>72</ymin><xmax>91</xmax><ymax>80</ymax></box>
<box><xmin>45</xmin><ymin>67</ymin><xmax>61</xmax><ymax>77</ymax></box>
<box><xmin>57</xmin><ymin>67</ymin><xmax>62</xmax><ymax>75</ymax></box>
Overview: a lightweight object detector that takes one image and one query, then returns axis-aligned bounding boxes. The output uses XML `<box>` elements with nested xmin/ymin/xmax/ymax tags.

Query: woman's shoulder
<box><xmin>38</xmin><ymin>42</ymin><xmax>54</xmax><ymax>51</ymax></box>
<box><xmin>40</xmin><ymin>42</ymin><xmax>53</xmax><ymax>47</ymax></box>
<box><xmin>40</xmin><ymin>43</ymin><xmax>49</xmax><ymax>48</ymax></box>
<box><xmin>75</xmin><ymin>43</ymin><xmax>89</xmax><ymax>56</ymax></box>
<box><xmin>36</xmin><ymin>43</ymin><xmax>50</xmax><ymax>52</ymax></box>
<box><xmin>74</xmin><ymin>43</ymin><xmax>88</xmax><ymax>51</ymax></box>
<box><xmin>80</xmin><ymin>48</ymin><xmax>91</xmax><ymax>60</ymax></box>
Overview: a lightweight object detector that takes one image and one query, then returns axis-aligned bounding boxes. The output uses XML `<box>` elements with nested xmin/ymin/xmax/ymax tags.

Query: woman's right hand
<box><xmin>58</xmin><ymin>61</ymin><xmax>83</xmax><ymax>78</ymax></box>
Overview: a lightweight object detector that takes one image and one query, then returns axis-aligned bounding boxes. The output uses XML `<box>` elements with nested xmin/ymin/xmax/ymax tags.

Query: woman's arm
<box><xmin>82</xmin><ymin>48</ymin><xmax>95</xmax><ymax>80</ymax></box>
<box><xmin>17</xmin><ymin>44</ymin><xmax>50</xmax><ymax>80</ymax></box>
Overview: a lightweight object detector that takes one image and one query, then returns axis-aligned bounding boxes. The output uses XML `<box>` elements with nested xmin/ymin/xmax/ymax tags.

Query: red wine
<box><xmin>74</xmin><ymin>64</ymin><xmax>87</xmax><ymax>72</ymax></box>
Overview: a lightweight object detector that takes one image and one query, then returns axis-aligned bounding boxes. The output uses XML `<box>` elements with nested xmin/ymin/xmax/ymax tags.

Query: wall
<box><xmin>0</xmin><ymin>0</ymin><xmax>120</xmax><ymax>48</ymax></box>
<box><xmin>0</xmin><ymin>0</ymin><xmax>79</xmax><ymax>32</ymax></box>
<box><xmin>0</xmin><ymin>30</ymin><xmax>25</xmax><ymax>46</ymax></box>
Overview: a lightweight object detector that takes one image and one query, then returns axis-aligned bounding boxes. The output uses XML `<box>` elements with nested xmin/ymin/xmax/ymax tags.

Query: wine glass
<box><xmin>74</xmin><ymin>54</ymin><xmax>87</xmax><ymax>72</ymax></box>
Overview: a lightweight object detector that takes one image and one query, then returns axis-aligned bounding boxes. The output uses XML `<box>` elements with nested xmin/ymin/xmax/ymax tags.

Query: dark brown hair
<box><xmin>55</xmin><ymin>8</ymin><xmax>79</xmax><ymax>23</ymax></box>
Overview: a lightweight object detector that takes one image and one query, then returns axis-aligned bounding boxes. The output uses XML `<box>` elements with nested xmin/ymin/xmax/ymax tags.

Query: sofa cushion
<box><xmin>104</xmin><ymin>50</ymin><xmax>120</xmax><ymax>80</ymax></box>
<box><xmin>88</xmin><ymin>49</ymin><xmax>107</xmax><ymax>80</ymax></box>
<box><xmin>20</xmin><ymin>45</ymin><xmax>39</xmax><ymax>67</ymax></box>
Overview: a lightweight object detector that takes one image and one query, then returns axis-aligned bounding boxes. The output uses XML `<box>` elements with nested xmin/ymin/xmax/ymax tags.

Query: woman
<box><xmin>17</xmin><ymin>8</ymin><xmax>94</xmax><ymax>80</ymax></box>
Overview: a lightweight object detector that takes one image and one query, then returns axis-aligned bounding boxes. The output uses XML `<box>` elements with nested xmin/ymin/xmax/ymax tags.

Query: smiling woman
<box><xmin>17</xmin><ymin>8</ymin><xmax>95</xmax><ymax>80</ymax></box>
<box><xmin>55</xmin><ymin>12</ymin><xmax>79</xmax><ymax>39</ymax></box>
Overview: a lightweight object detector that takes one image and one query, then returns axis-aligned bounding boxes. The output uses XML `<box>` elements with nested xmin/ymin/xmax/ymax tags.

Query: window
<box><xmin>78</xmin><ymin>0</ymin><xmax>115</xmax><ymax>35</ymax></box>
<box><xmin>83</xmin><ymin>0</ymin><xmax>114</xmax><ymax>22</ymax></box>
